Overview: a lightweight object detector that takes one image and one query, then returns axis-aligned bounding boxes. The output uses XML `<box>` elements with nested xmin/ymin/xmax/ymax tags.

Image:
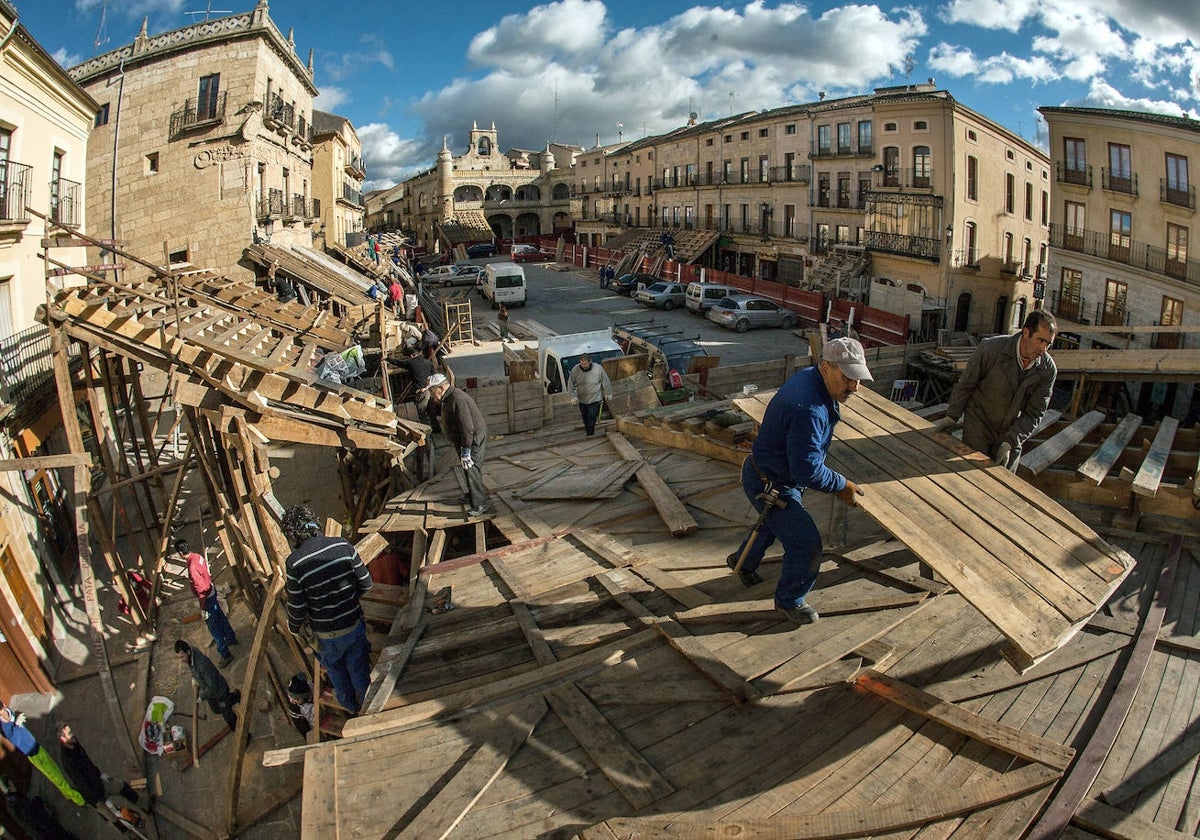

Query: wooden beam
<box><xmin>605</xmin><ymin>432</ymin><xmax>698</xmax><ymax>537</ymax></box>
<box><xmin>0</xmin><ymin>452</ymin><xmax>92</xmax><ymax>471</ymax></box>
<box><xmin>1077</xmin><ymin>414</ymin><xmax>1142</xmax><ymax>484</ymax></box>
<box><xmin>1074</xmin><ymin>797</ymin><xmax>1195</xmax><ymax>840</ymax></box>
<box><xmin>1020</xmin><ymin>410</ymin><xmax>1106</xmax><ymax>475</ymax></box>
<box><xmin>361</xmin><ymin>624</ymin><xmax>427</xmax><ymax>716</ymax></box>
<box><xmin>1132</xmin><ymin>417</ymin><xmax>1179</xmax><ymax>497</ymax></box>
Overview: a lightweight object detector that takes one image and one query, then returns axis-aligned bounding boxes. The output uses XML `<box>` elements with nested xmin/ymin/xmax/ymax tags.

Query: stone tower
<box><xmin>436</xmin><ymin>136</ymin><xmax>454</xmax><ymax>221</ymax></box>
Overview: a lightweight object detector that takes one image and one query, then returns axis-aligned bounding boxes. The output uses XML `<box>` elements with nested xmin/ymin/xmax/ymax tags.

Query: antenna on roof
<box><xmin>185</xmin><ymin>1</ymin><xmax>232</xmax><ymax>22</ymax></box>
<box><xmin>616</xmin><ymin>122</ymin><xmax>623</xmax><ymax>142</ymax></box>
<box><xmin>94</xmin><ymin>0</ymin><xmax>110</xmax><ymax>50</ymax></box>
<box><xmin>904</xmin><ymin>53</ymin><xmax>915</xmax><ymax>81</ymax></box>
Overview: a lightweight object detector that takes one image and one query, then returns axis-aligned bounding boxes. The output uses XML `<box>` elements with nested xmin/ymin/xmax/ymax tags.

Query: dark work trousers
<box><xmin>463</xmin><ymin>437</ymin><xmax>488</xmax><ymax>508</ymax></box>
<box><xmin>578</xmin><ymin>401</ymin><xmax>602</xmax><ymax>436</ymax></box>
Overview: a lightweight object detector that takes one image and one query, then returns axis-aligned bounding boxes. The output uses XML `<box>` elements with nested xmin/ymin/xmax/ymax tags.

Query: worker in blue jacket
<box><xmin>0</xmin><ymin>699</ymin><xmax>84</xmax><ymax>805</ymax></box>
<box><xmin>727</xmin><ymin>337</ymin><xmax>870</xmax><ymax>624</ymax></box>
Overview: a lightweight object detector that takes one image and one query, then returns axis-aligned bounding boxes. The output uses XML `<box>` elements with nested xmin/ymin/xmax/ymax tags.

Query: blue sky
<box><xmin>16</xmin><ymin>0</ymin><xmax>1200</xmax><ymax>191</ymax></box>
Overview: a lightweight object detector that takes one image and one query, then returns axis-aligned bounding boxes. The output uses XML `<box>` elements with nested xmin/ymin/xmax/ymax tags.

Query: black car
<box><xmin>608</xmin><ymin>272</ymin><xmax>657</xmax><ymax>296</ymax></box>
<box><xmin>466</xmin><ymin>242</ymin><xmax>497</xmax><ymax>258</ymax></box>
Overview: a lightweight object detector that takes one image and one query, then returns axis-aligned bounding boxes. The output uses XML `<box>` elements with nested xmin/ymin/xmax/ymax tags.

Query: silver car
<box><xmin>634</xmin><ymin>282</ymin><xmax>686</xmax><ymax>311</ymax></box>
<box><xmin>706</xmin><ymin>294</ymin><xmax>797</xmax><ymax>332</ymax></box>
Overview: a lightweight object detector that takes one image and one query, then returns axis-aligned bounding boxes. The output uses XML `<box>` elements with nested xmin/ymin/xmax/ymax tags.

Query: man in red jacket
<box><xmin>177</xmin><ymin>539</ymin><xmax>238</xmax><ymax>668</ymax></box>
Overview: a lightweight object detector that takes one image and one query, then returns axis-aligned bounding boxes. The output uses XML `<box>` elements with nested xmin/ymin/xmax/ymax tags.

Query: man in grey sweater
<box><xmin>567</xmin><ymin>354</ymin><xmax>613</xmax><ymax>436</ymax></box>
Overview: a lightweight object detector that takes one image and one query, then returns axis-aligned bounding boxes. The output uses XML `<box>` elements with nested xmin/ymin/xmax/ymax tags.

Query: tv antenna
<box><xmin>185</xmin><ymin>1</ymin><xmax>232</xmax><ymax>22</ymax></box>
<box><xmin>615</xmin><ymin>122</ymin><xmax>623</xmax><ymax>142</ymax></box>
<box><xmin>904</xmin><ymin>53</ymin><xmax>915</xmax><ymax>80</ymax></box>
<box><xmin>94</xmin><ymin>0</ymin><xmax>110</xmax><ymax>50</ymax></box>
<box><xmin>728</xmin><ymin>91</ymin><xmax>736</xmax><ymax>116</ymax></box>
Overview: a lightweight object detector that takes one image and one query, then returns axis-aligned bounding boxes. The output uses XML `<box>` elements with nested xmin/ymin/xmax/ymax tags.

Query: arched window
<box><xmin>912</xmin><ymin>146</ymin><xmax>931</xmax><ymax>188</ymax></box>
<box><xmin>478</xmin><ymin>137</ymin><xmax>492</xmax><ymax>155</ymax></box>
<box><xmin>552</xmin><ymin>183</ymin><xmax>570</xmax><ymax>200</ymax></box>
<box><xmin>954</xmin><ymin>292</ymin><xmax>972</xmax><ymax>332</ymax></box>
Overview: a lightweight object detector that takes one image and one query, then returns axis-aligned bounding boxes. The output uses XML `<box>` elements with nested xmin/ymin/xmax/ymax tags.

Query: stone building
<box><xmin>0</xmin><ymin>0</ymin><xmax>98</xmax><ymax>699</ymax></box>
<box><xmin>311</xmin><ymin>109</ymin><xmax>365</xmax><ymax>248</ymax></box>
<box><xmin>1040</xmin><ymin>105</ymin><xmax>1200</xmax><ymax>417</ymax></box>
<box><xmin>69</xmin><ymin>0</ymin><xmax>319</xmax><ymax>279</ymax></box>
<box><xmin>395</xmin><ymin>123</ymin><xmax>580</xmax><ymax>254</ymax></box>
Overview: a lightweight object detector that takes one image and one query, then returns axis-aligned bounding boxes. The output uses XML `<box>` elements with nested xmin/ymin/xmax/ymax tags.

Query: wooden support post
<box><xmin>147</xmin><ymin>437</ymin><xmax>196</xmax><ymax>624</ymax></box>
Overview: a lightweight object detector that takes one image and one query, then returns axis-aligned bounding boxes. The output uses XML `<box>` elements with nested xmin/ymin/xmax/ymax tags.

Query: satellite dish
<box><xmin>689</xmin><ymin>111</ymin><xmax>698</xmax><ymax>120</ymax></box>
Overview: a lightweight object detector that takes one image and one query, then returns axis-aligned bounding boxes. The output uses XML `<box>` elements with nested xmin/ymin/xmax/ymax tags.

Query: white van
<box><xmin>482</xmin><ymin>261</ymin><xmax>527</xmax><ymax>308</ymax></box>
<box><xmin>537</xmin><ymin>329</ymin><xmax>625</xmax><ymax>394</ymax></box>
<box><xmin>685</xmin><ymin>282</ymin><xmax>739</xmax><ymax>314</ymax></box>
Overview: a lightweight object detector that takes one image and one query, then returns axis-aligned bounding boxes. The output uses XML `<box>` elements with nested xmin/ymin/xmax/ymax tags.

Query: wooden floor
<box><xmin>267</xmin><ymin>400</ymin><xmax>1200</xmax><ymax>840</ymax></box>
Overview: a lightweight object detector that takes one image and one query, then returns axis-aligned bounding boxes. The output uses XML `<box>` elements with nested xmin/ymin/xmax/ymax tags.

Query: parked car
<box><xmin>510</xmin><ymin>244</ymin><xmax>553</xmax><ymax>263</ymax></box>
<box><xmin>706</xmin><ymin>295</ymin><xmax>797</xmax><ymax>332</ymax></box>
<box><xmin>419</xmin><ymin>265</ymin><xmax>461</xmax><ymax>284</ymax></box>
<box><xmin>608</xmin><ymin>273</ymin><xmax>655</xmax><ymax>296</ymax></box>
<box><xmin>634</xmin><ymin>282</ymin><xmax>686</xmax><ymax>311</ymax></box>
<box><xmin>466</xmin><ymin>242</ymin><xmax>497</xmax><ymax>258</ymax></box>
<box><xmin>446</xmin><ymin>264</ymin><xmax>485</xmax><ymax>286</ymax></box>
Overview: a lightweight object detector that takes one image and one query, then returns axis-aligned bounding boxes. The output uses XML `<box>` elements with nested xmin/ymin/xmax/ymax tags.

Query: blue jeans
<box><xmin>202</xmin><ymin>591</ymin><xmax>238</xmax><ymax>659</ymax></box>
<box><xmin>578</xmin><ymin>401</ymin><xmax>602</xmax><ymax>435</ymax></box>
<box><xmin>733</xmin><ymin>458</ymin><xmax>823</xmax><ymax>607</ymax></box>
<box><xmin>318</xmin><ymin>621</ymin><xmax>371</xmax><ymax>714</ymax></box>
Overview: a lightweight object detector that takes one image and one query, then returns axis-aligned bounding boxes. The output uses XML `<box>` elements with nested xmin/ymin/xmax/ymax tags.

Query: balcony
<box><xmin>341</xmin><ymin>182</ymin><xmax>363</xmax><ymax>207</ymax></box>
<box><xmin>769</xmin><ymin>164</ymin><xmax>811</xmax><ymax>183</ymax></box>
<box><xmin>258</xmin><ymin>189</ymin><xmax>285</xmax><ymax>219</ymax></box>
<box><xmin>286</xmin><ymin>193</ymin><xmax>306</xmax><ymax>220</ymax></box>
<box><xmin>265</xmin><ymin>93</ymin><xmax>295</xmax><ymax>132</ymax></box>
<box><xmin>0</xmin><ymin>324</ymin><xmax>78</xmax><ymax>407</ymax></box>
<box><xmin>1161</xmin><ymin>179</ymin><xmax>1195</xmax><ymax>210</ymax></box>
<box><xmin>1056</xmin><ymin>162</ymin><xmax>1092</xmax><ymax>188</ymax></box>
<box><xmin>344</xmin><ymin>154</ymin><xmax>366</xmax><ymax>178</ymax></box>
<box><xmin>49</xmin><ymin>178</ymin><xmax>81</xmax><ymax>227</ymax></box>
<box><xmin>810</xmin><ymin>143</ymin><xmax>874</xmax><ymax>160</ymax></box>
<box><xmin>169</xmin><ymin>91</ymin><xmax>227</xmax><ymax>138</ymax></box>
<box><xmin>863</xmin><ymin>230</ymin><xmax>940</xmax><ymax>261</ymax></box>
<box><xmin>1051</xmin><ymin>221</ymin><xmax>1200</xmax><ymax>288</ymax></box>
<box><xmin>1101</xmin><ymin>168</ymin><xmax>1138</xmax><ymax>196</ymax></box>
<box><xmin>0</xmin><ymin>162</ymin><xmax>32</xmax><ymax>224</ymax></box>
<box><xmin>1000</xmin><ymin>259</ymin><xmax>1021</xmax><ymax>275</ymax></box>
<box><xmin>1050</xmin><ymin>291</ymin><xmax>1083</xmax><ymax>322</ymax></box>
<box><xmin>874</xmin><ymin>167</ymin><xmax>935</xmax><ymax>190</ymax></box>
<box><xmin>308</xmin><ymin>197</ymin><xmax>321</xmax><ymax>219</ymax></box>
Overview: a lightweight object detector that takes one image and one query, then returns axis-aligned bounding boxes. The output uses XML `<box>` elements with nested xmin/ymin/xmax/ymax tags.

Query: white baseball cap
<box><xmin>821</xmin><ymin>337</ymin><xmax>873</xmax><ymax>381</ymax></box>
<box><xmin>419</xmin><ymin>373</ymin><xmax>449</xmax><ymax>392</ymax></box>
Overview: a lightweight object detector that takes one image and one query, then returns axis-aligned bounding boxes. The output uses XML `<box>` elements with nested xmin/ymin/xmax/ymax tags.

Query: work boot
<box><xmin>218</xmin><ymin>654</ymin><xmax>234</xmax><ymax>669</ymax></box>
<box><xmin>726</xmin><ymin>553</ymin><xmax>764</xmax><ymax>587</ymax></box>
<box><xmin>466</xmin><ymin>503</ymin><xmax>490</xmax><ymax>518</ymax></box>
<box><xmin>775</xmin><ymin>601</ymin><xmax>819</xmax><ymax>625</ymax></box>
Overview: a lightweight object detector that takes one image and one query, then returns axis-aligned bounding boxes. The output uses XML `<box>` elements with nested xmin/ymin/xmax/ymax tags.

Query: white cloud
<box><xmin>313</xmin><ymin>87</ymin><xmax>349</xmax><ymax>113</ymax></box>
<box><xmin>941</xmin><ymin>0</ymin><xmax>1039</xmax><ymax>32</ymax></box>
<box><xmin>468</xmin><ymin>0</ymin><xmax>608</xmax><ymax>74</ymax></box>
<box><xmin>51</xmin><ymin>47</ymin><xmax>82</xmax><ymax>69</ymax></box>
<box><xmin>358</xmin><ymin>123</ymin><xmax>429</xmax><ymax>191</ymax></box>
<box><xmin>928</xmin><ymin>43</ymin><xmax>1057</xmax><ymax>85</ymax></box>
<box><xmin>1073</xmin><ymin>78</ymin><xmax>1197</xmax><ymax>119</ymax></box>
<box><xmin>319</xmin><ymin>35</ymin><xmax>395</xmax><ymax>84</ymax></box>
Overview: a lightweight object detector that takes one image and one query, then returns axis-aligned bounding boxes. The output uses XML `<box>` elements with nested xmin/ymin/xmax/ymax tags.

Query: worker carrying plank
<box><xmin>726</xmin><ymin>338</ymin><xmax>870</xmax><ymax>624</ymax></box>
<box><xmin>934</xmin><ymin>310</ymin><xmax>1057</xmax><ymax>472</ymax></box>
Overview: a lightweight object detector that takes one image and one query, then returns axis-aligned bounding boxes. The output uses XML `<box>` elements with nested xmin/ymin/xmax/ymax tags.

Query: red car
<box><xmin>510</xmin><ymin>244</ymin><xmax>553</xmax><ymax>263</ymax></box>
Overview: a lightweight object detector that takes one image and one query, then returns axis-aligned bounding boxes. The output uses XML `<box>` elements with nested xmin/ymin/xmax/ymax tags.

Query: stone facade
<box><xmin>70</xmin><ymin>0</ymin><xmax>318</xmax><ymax>279</ymax></box>
<box><xmin>311</xmin><ymin>109</ymin><xmax>365</xmax><ymax>248</ymax></box>
<box><xmin>394</xmin><ymin>123</ymin><xmax>580</xmax><ymax>254</ymax></box>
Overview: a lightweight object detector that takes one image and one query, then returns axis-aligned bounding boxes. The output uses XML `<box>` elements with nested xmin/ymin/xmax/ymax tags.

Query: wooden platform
<box><xmin>255</xmin><ymin>396</ymin><xmax>1200</xmax><ymax>840</ymax></box>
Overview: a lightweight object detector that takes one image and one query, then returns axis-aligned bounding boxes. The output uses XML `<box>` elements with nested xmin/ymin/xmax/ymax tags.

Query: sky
<box><xmin>15</xmin><ymin>0</ymin><xmax>1200</xmax><ymax>192</ymax></box>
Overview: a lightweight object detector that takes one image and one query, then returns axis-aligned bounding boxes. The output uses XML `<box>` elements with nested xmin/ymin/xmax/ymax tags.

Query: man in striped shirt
<box><xmin>283</xmin><ymin>504</ymin><xmax>373</xmax><ymax>714</ymax></box>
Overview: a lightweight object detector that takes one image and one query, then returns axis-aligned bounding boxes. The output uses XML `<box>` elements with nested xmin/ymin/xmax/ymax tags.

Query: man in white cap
<box><xmin>422</xmin><ymin>373</ymin><xmax>490</xmax><ymax>517</ymax></box>
<box><xmin>725</xmin><ymin>337</ymin><xmax>871</xmax><ymax>624</ymax></box>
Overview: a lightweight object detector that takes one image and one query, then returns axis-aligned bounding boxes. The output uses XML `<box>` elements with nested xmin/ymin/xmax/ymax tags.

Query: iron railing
<box><xmin>863</xmin><ymin>230</ymin><xmax>940</xmax><ymax>261</ymax></box>
<box><xmin>266</xmin><ymin>93</ymin><xmax>295</xmax><ymax>130</ymax></box>
<box><xmin>345</xmin><ymin>154</ymin><xmax>365</xmax><ymax>176</ymax></box>
<box><xmin>50</xmin><ymin>178</ymin><xmax>81</xmax><ymax>227</ymax></box>
<box><xmin>1050</xmin><ymin>222</ymin><xmax>1200</xmax><ymax>288</ymax></box>
<box><xmin>0</xmin><ymin>324</ymin><xmax>77</xmax><ymax>407</ymax></box>
<box><xmin>0</xmin><ymin>162</ymin><xmax>32</xmax><ymax>222</ymax></box>
<box><xmin>169</xmin><ymin>91</ymin><xmax>227</xmax><ymax>137</ymax></box>
<box><xmin>341</xmin><ymin>182</ymin><xmax>363</xmax><ymax>206</ymax></box>
<box><xmin>1056</xmin><ymin>162</ymin><xmax>1092</xmax><ymax>188</ymax></box>
<box><xmin>1101</xmin><ymin>167</ymin><xmax>1138</xmax><ymax>196</ymax></box>
<box><xmin>258</xmin><ymin>189</ymin><xmax>285</xmax><ymax>218</ymax></box>
<box><xmin>1161</xmin><ymin>179</ymin><xmax>1195</xmax><ymax>209</ymax></box>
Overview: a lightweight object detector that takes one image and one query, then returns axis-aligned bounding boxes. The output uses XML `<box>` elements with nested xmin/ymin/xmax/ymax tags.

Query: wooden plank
<box><xmin>509</xmin><ymin>600</ymin><xmax>557</xmax><ymax>665</ymax></box>
<box><xmin>582</xmin><ymin>762</ymin><xmax>1062</xmax><ymax>839</ymax></box>
<box><xmin>0</xmin><ymin>452</ymin><xmax>93</xmax><ymax>471</ymax></box>
<box><xmin>1078</xmin><ymin>414</ymin><xmax>1143</xmax><ymax>484</ymax></box>
<box><xmin>854</xmin><ymin>670</ymin><xmax>1075</xmax><ymax>770</ymax></box>
<box><xmin>157</xmin><ymin>800</ymin><xmax>221</xmax><ymax>840</ymax></box>
<box><xmin>361</xmin><ymin>624</ymin><xmax>427</xmax><ymax>715</ymax></box>
<box><xmin>544</xmin><ymin>682</ymin><xmax>674</xmax><ymax>810</ymax></box>
<box><xmin>1020</xmin><ymin>410</ymin><xmax>1106</xmax><ymax>475</ymax></box>
<box><xmin>1132</xmin><ymin>417</ymin><xmax>1179</xmax><ymax>497</ymax></box>
<box><xmin>394</xmin><ymin>698</ymin><xmax>547</xmax><ymax>840</ymax></box>
<box><xmin>301</xmin><ymin>741</ymin><xmax>338</xmax><ymax>838</ymax></box>
<box><xmin>606</xmin><ymin>432</ymin><xmax>698</xmax><ymax>537</ymax></box>
<box><xmin>1024</xmin><ymin>535</ymin><xmax>1182</xmax><ymax>839</ymax></box>
<box><xmin>1074</xmin><ymin>797</ymin><xmax>1195</xmax><ymax>840</ymax></box>
<box><xmin>595</xmin><ymin>572</ymin><xmax>758</xmax><ymax>704</ymax></box>
<box><xmin>1100</xmin><ymin>723</ymin><xmax>1200</xmax><ymax>806</ymax></box>
<box><xmin>634</xmin><ymin>565</ymin><xmax>712</xmax><ymax>609</ymax></box>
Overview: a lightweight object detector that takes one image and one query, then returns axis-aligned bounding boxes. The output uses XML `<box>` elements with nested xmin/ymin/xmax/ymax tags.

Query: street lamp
<box><xmin>760</xmin><ymin>201</ymin><xmax>771</xmax><ymax>240</ymax></box>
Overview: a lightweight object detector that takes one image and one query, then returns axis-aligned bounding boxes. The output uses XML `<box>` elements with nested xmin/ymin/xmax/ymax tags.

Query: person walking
<box><xmin>567</xmin><ymin>354</ymin><xmax>613</xmax><ymax>437</ymax></box>
<box><xmin>283</xmin><ymin>504</ymin><xmax>373</xmax><ymax>714</ymax></box>
<box><xmin>396</xmin><ymin>345</ymin><xmax>435</xmax><ymax>423</ymax></box>
<box><xmin>936</xmin><ymin>310</ymin><xmax>1058</xmax><ymax>471</ymax></box>
<box><xmin>497</xmin><ymin>303</ymin><xmax>510</xmax><ymax>341</ymax></box>
<box><xmin>725</xmin><ymin>337</ymin><xmax>871</xmax><ymax>624</ymax></box>
<box><xmin>176</xmin><ymin>538</ymin><xmax>237</xmax><ymax>668</ymax></box>
<box><xmin>56</xmin><ymin>723</ymin><xmax>145</xmax><ymax>812</ymax></box>
<box><xmin>0</xmin><ymin>700</ymin><xmax>84</xmax><ymax>805</ymax></box>
<box><xmin>423</xmin><ymin>374</ymin><xmax>489</xmax><ymax>517</ymax></box>
<box><xmin>174</xmin><ymin>640</ymin><xmax>241</xmax><ymax>732</ymax></box>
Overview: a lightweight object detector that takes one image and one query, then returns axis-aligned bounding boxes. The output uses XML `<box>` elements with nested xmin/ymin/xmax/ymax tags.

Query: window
<box><xmin>913</xmin><ymin>120</ymin><xmax>928</xmax><ymax>130</ymax></box>
<box><xmin>1004</xmin><ymin>232</ymin><xmax>1014</xmax><ymax>266</ymax></box>
<box><xmin>785</xmin><ymin>124</ymin><xmax>796</xmax><ymax>135</ymax></box>
<box><xmin>884</xmin><ymin>122</ymin><xmax>897</xmax><ymax>132</ymax></box>
<box><xmin>724</xmin><ymin>134</ymin><xmax>732</xmax><ymax>143</ymax></box>
<box><xmin>1102</xmin><ymin>279</ymin><xmax>1127</xmax><ymax>326</ymax></box>
<box><xmin>722</xmin><ymin>159</ymin><xmax>732</xmax><ymax>182</ymax></box>
<box><xmin>1024</xmin><ymin>182</ymin><xmax>1033</xmax><ymax>220</ymax></box>
<box><xmin>1022</xmin><ymin>238</ymin><xmax>1032</xmax><ymax>274</ymax></box>
<box><xmin>1058</xmin><ymin>267</ymin><xmax>1082</xmax><ymax>319</ymax></box>
<box><xmin>1006</xmin><ymin>149</ymin><xmax>1015</xmax><ymax>161</ymax></box>
<box><xmin>963</xmin><ymin>221</ymin><xmax>977</xmax><ymax>264</ymax></box>
<box><xmin>1109</xmin><ymin>143</ymin><xmax>1131</xmax><ymax>177</ymax></box>
<box><xmin>197</xmin><ymin>73</ymin><xmax>220</xmax><ymax>121</ymax></box>
<box><xmin>1110</xmin><ymin>209</ymin><xmax>1132</xmax><ymax>258</ymax></box>
<box><xmin>740</xmin><ymin>203</ymin><xmax>749</xmax><ymax>232</ymax></box>
<box><xmin>1157</xmin><ymin>296</ymin><xmax>1185</xmax><ymax>348</ymax></box>
<box><xmin>784</xmin><ymin>204</ymin><xmax>795</xmax><ymax>237</ymax></box>
<box><xmin>818</xmin><ymin>173</ymin><xmax>831</xmax><ymax>207</ymax></box>
<box><xmin>837</xmin><ymin>173</ymin><xmax>850</xmax><ymax>208</ymax></box>
<box><xmin>1167</xmin><ymin>223</ymin><xmax>1188</xmax><ymax>278</ymax></box>
<box><xmin>759</xmin><ymin>128</ymin><xmax>769</xmax><ymax>138</ymax></box>
<box><xmin>49</xmin><ymin>150</ymin><xmax>63</xmax><ymax>222</ymax></box>
<box><xmin>817</xmin><ymin>125</ymin><xmax>831</xmax><ymax>154</ymax></box>
<box><xmin>836</xmin><ymin>122</ymin><xmax>851</xmax><ymax>154</ymax></box>
<box><xmin>912</xmin><ymin>146</ymin><xmax>931</xmax><ymax>188</ymax></box>
<box><xmin>858</xmin><ymin>176</ymin><xmax>871</xmax><ymax>208</ymax></box>
<box><xmin>758</xmin><ymin>155</ymin><xmax>769</xmax><ymax>182</ymax></box>
<box><xmin>146</xmin><ymin>152</ymin><xmax>159</xmax><ymax>174</ymax></box>
<box><xmin>967</xmin><ymin>129</ymin><xmax>977</xmax><ymax>142</ymax></box>
<box><xmin>740</xmin><ymin>131</ymin><xmax>749</xmax><ymax>140</ymax></box>
<box><xmin>1064</xmin><ymin>138</ymin><xmax>1086</xmax><ymax>171</ymax></box>
<box><xmin>0</xmin><ymin>128</ymin><xmax>10</xmax><ymax>219</ymax></box>
<box><xmin>94</xmin><ymin>103</ymin><xmax>110</xmax><ymax>127</ymax></box>
<box><xmin>966</xmin><ymin>155</ymin><xmax>978</xmax><ymax>201</ymax></box>
<box><xmin>1166</xmin><ymin>153</ymin><xmax>1189</xmax><ymax>190</ymax></box>
<box><xmin>705</xmin><ymin>138</ymin><xmax>714</xmax><ymax>147</ymax></box>
<box><xmin>857</xmin><ymin>120</ymin><xmax>872</xmax><ymax>153</ymax></box>
<box><xmin>739</xmin><ymin>158</ymin><xmax>749</xmax><ymax>182</ymax></box>
<box><xmin>1065</xmin><ymin>201</ymin><xmax>1085</xmax><ymax>237</ymax></box>
<box><xmin>784</xmin><ymin>152</ymin><xmax>795</xmax><ymax>180</ymax></box>
<box><xmin>1005</xmin><ymin>173</ymin><xmax>1015</xmax><ymax>213</ymax></box>
<box><xmin>1041</xmin><ymin>191</ymin><xmax>1048</xmax><ymax>226</ymax></box>
<box><xmin>883</xmin><ymin>146</ymin><xmax>899</xmax><ymax>186</ymax></box>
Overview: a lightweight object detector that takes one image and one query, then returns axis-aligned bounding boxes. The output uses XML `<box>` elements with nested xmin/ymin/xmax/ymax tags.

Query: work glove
<box><xmin>570</xmin><ymin>396</ymin><xmax>578</xmax><ymax>405</ymax></box>
<box><xmin>460</xmin><ymin>449</ymin><xmax>474</xmax><ymax>470</ymax></box>
<box><xmin>994</xmin><ymin>441</ymin><xmax>1012</xmax><ymax>467</ymax></box>
<box><xmin>13</xmin><ymin>712</ymin><xmax>25</xmax><ymax>728</ymax></box>
<box><xmin>930</xmin><ymin>416</ymin><xmax>957</xmax><ymax>434</ymax></box>
<box><xmin>201</xmin><ymin>611</ymin><xmax>209</xmax><ymax>620</ymax></box>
